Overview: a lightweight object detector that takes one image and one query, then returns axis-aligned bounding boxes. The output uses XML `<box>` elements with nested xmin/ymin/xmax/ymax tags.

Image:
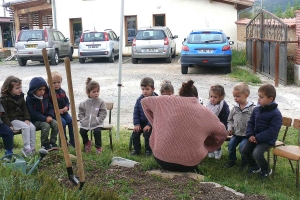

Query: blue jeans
<box><xmin>228</xmin><ymin>135</ymin><xmax>247</xmax><ymax>163</ymax></box>
<box><xmin>0</xmin><ymin>123</ymin><xmax>14</xmax><ymax>153</ymax></box>
<box><xmin>241</xmin><ymin>141</ymin><xmax>270</xmax><ymax>171</ymax></box>
<box><xmin>61</xmin><ymin>113</ymin><xmax>74</xmax><ymax>143</ymax></box>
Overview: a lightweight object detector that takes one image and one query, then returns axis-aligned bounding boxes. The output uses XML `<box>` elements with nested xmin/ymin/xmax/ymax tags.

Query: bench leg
<box><xmin>129</xmin><ymin>133</ymin><xmax>133</xmax><ymax>151</ymax></box>
<box><xmin>109</xmin><ymin>130</ymin><xmax>113</xmax><ymax>151</ymax></box>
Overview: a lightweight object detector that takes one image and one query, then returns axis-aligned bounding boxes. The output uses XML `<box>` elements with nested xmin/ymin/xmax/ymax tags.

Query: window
<box><xmin>124</xmin><ymin>15</ymin><xmax>137</xmax><ymax>46</ymax></box>
<box><xmin>53</xmin><ymin>32</ymin><xmax>60</xmax><ymax>41</ymax></box>
<box><xmin>58</xmin><ymin>32</ymin><xmax>66</xmax><ymax>41</ymax></box>
<box><xmin>69</xmin><ymin>18</ymin><xmax>82</xmax><ymax>47</ymax></box>
<box><xmin>153</xmin><ymin>14</ymin><xmax>165</xmax><ymax>26</ymax></box>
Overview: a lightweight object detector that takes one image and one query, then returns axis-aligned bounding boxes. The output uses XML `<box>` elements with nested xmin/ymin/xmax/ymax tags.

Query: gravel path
<box><xmin>1</xmin><ymin>57</ymin><xmax>299</xmax><ymax>129</ymax></box>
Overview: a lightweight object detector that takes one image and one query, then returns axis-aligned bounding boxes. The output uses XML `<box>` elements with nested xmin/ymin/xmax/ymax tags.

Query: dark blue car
<box><xmin>180</xmin><ymin>29</ymin><xmax>234</xmax><ymax>74</ymax></box>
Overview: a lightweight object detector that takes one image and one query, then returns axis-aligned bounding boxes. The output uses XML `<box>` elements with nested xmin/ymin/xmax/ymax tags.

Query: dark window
<box><xmin>136</xmin><ymin>30</ymin><xmax>165</xmax><ymax>40</ymax></box>
<box><xmin>153</xmin><ymin>14</ymin><xmax>165</xmax><ymax>26</ymax></box>
<box><xmin>125</xmin><ymin>15</ymin><xmax>137</xmax><ymax>46</ymax></box>
<box><xmin>82</xmin><ymin>32</ymin><xmax>106</xmax><ymax>42</ymax></box>
<box><xmin>18</xmin><ymin>30</ymin><xmax>44</xmax><ymax>41</ymax></box>
<box><xmin>187</xmin><ymin>33</ymin><xmax>225</xmax><ymax>44</ymax></box>
<box><xmin>69</xmin><ymin>18</ymin><xmax>82</xmax><ymax>46</ymax></box>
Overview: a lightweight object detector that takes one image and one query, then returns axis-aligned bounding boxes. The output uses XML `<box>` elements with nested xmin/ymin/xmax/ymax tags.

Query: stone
<box><xmin>146</xmin><ymin>170</ymin><xmax>205</xmax><ymax>181</ymax></box>
<box><xmin>111</xmin><ymin>157</ymin><xmax>139</xmax><ymax>168</ymax></box>
<box><xmin>69</xmin><ymin>154</ymin><xmax>77</xmax><ymax>160</ymax></box>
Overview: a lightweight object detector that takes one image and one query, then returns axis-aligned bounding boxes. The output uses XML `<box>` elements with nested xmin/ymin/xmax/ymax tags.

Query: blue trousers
<box><xmin>0</xmin><ymin>123</ymin><xmax>14</xmax><ymax>153</ymax></box>
<box><xmin>61</xmin><ymin>113</ymin><xmax>74</xmax><ymax>143</ymax></box>
<box><xmin>228</xmin><ymin>135</ymin><xmax>247</xmax><ymax>163</ymax></box>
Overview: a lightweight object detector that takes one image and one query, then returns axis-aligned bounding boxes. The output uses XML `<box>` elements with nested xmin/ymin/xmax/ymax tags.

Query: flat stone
<box><xmin>111</xmin><ymin>157</ymin><xmax>139</xmax><ymax>168</ymax></box>
<box><xmin>69</xmin><ymin>154</ymin><xmax>77</xmax><ymax>160</ymax></box>
<box><xmin>146</xmin><ymin>170</ymin><xmax>205</xmax><ymax>181</ymax></box>
<box><xmin>201</xmin><ymin>182</ymin><xmax>245</xmax><ymax>197</ymax></box>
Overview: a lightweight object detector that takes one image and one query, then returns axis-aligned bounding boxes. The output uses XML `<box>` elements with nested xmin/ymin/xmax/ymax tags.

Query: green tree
<box><xmin>275</xmin><ymin>5</ymin><xmax>284</xmax><ymax>18</ymax></box>
<box><xmin>294</xmin><ymin>0</ymin><xmax>300</xmax><ymax>10</ymax></box>
<box><xmin>285</xmin><ymin>2</ymin><xmax>295</xmax><ymax>18</ymax></box>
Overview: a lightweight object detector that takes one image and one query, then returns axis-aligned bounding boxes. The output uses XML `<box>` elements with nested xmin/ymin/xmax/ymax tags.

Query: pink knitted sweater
<box><xmin>141</xmin><ymin>95</ymin><xmax>227</xmax><ymax>166</ymax></box>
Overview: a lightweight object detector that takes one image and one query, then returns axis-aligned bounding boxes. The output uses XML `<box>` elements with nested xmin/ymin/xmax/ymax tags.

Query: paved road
<box><xmin>1</xmin><ymin>57</ymin><xmax>299</xmax><ymax>129</ymax></box>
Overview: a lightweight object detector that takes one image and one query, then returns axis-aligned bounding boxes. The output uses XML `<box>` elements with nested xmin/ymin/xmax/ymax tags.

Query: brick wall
<box><xmin>295</xmin><ymin>11</ymin><xmax>300</xmax><ymax>64</ymax></box>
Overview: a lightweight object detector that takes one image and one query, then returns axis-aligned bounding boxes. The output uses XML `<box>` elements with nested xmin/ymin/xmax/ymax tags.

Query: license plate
<box><xmin>25</xmin><ymin>44</ymin><xmax>37</xmax><ymax>48</ymax></box>
<box><xmin>144</xmin><ymin>49</ymin><xmax>157</xmax><ymax>52</ymax></box>
<box><xmin>198</xmin><ymin>49</ymin><xmax>213</xmax><ymax>53</ymax></box>
<box><xmin>88</xmin><ymin>45</ymin><xmax>100</xmax><ymax>49</ymax></box>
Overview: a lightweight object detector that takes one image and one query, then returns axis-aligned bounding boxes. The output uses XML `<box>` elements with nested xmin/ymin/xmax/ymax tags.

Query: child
<box><xmin>1</xmin><ymin>76</ymin><xmax>36</xmax><ymax>157</ymax></box>
<box><xmin>26</xmin><ymin>77</ymin><xmax>59</xmax><ymax>150</ymax></box>
<box><xmin>241</xmin><ymin>83</ymin><xmax>282</xmax><ymax>178</ymax></box>
<box><xmin>160</xmin><ymin>80</ymin><xmax>174</xmax><ymax>95</ymax></box>
<box><xmin>206</xmin><ymin>84</ymin><xmax>230</xmax><ymax>159</ymax></box>
<box><xmin>0</xmin><ymin>102</ymin><xmax>14</xmax><ymax>157</ymax></box>
<box><xmin>78</xmin><ymin>78</ymin><xmax>107</xmax><ymax>154</ymax></box>
<box><xmin>224</xmin><ymin>83</ymin><xmax>255</xmax><ymax>169</ymax></box>
<box><xmin>49</xmin><ymin>71</ymin><xmax>75</xmax><ymax>147</ymax></box>
<box><xmin>131</xmin><ymin>77</ymin><xmax>157</xmax><ymax>156</ymax></box>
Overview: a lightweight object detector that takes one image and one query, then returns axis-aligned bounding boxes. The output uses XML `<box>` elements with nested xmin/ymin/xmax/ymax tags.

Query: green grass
<box><xmin>1</xmin><ymin>126</ymin><xmax>300</xmax><ymax>199</ymax></box>
<box><xmin>230</xmin><ymin>49</ymin><xmax>262</xmax><ymax>84</ymax></box>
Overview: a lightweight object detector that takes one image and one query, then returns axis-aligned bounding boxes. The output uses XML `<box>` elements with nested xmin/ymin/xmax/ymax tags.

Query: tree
<box><xmin>285</xmin><ymin>2</ymin><xmax>295</xmax><ymax>18</ymax></box>
<box><xmin>294</xmin><ymin>0</ymin><xmax>300</xmax><ymax>10</ymax></box>
<box><xmin>275</xmin><ymin>5</ymin><xmax>284</xmax><ymax>18</ymax></box>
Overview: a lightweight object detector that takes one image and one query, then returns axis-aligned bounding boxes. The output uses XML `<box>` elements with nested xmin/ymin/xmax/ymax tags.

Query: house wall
<box><xmin>55</xmin><ymin>0</ymin><xmax>238</xmax><ymax>55</ymax></box>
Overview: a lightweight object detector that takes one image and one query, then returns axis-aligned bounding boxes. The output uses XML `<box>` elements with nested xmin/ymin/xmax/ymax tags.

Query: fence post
<box><xmin>253</xmin><ymin>40</ymin><xmax>257</xmax><ymax>73</ymax></box>
<box><xmin>275</xmin><ymin>43</ymin><xmax>279</xmax><ymax>87</ymax></box>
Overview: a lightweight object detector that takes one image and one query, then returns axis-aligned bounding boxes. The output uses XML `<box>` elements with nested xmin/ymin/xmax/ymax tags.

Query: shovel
<box><xmin>42</xmin><ymin>48</ymin><xmax>79</xmax><ymax>186</ymax></box>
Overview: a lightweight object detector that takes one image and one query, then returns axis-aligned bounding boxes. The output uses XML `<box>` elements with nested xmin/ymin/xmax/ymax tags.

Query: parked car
<box><xmin>180</xmin><ymin>29</ymin><xmax>234</xmax><ymax>74</ymax></box>
<box><xmin>78</xmin><ymin>29</ymin><xmax>119</xmax><ymax>63</ymax></box>
<box><xmin>131</xmin><ymin>26</ymin><xmax>178</xmax><ymax>64</ymax></box>
<box><xmin>14</xmin><ymin>28</ymin><xmax>73</xmax><ymax>66</ymax></box>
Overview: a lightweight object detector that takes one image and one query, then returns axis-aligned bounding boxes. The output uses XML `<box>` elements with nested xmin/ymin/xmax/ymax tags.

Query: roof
<box><xmin>212</xmin><ymin>0</ymin><xmax>255</xmax><ymax>10</ymax></box>
<box><xmin>0</xmin><ymin>17</ymin><xmax>13</xmax><ymax>23</ymax></box>
<box><xmin>235</xmin><ymin>18</ymin><xmax>296</xmax><ymax>28</ymax></box>
<box><xmin>2</xmin><ymin>0</ymin><xmax>41</xmax><ymax>7</ymax></box>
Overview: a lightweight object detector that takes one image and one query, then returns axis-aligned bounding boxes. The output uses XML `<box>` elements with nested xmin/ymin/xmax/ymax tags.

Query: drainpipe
<box><xmin>3</xmin><ymin>0</ymin><xmax>6</xmax><ymax>17</ymax></box>
<box><xmin>51</xmin><ymin>0</ymin><xmax>57</xmax><ymax>29</ymax></box>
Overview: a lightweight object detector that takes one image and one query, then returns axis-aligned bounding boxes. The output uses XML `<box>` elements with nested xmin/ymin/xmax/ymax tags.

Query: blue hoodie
<box><xmin>26</xmin><ymin>77</ymin><xmax>55</xmax><ymax>123</ymax></box>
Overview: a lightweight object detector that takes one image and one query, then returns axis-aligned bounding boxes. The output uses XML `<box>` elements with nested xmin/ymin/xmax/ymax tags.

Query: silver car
<box><xmin>14</xmin><ymin>28</ymin><xmax>73</xmax><ymax>66</ymax></box>
<box><xmin>131</xmin><ymin>26</ymin><xmax>178</xmax><ymax>64</ymax></box>
<box><xmin>78</xmin><ymin>29</ymin><xmax>119</xmax><ymax>63</ymax></box>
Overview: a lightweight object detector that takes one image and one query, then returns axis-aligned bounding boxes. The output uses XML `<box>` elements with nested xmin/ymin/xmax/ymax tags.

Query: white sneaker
<box><xmin>208</xmin><ymin>152</ymin><xmax>214</xmax><ymax>158</ymax></box>
<box><xmin>214</xmin><ymin>149</ymin><xmax>222</xmax><ymax>159</ymax></box>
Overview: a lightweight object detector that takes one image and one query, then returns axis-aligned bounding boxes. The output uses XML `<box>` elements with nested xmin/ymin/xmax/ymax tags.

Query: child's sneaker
<box><xmin>21</xmin><ymin>148</ymin><xmax>32</xmax><ymax>158</ymax></box>
<box><xmin>207</xmin><ymin>152</ymin><xmax>214</xmax><ymax>158</ymax></box>
<box><xmin>224</xmin><ymin>160</ymin><xmax>236</xmax><ymax>168</ymax></box>
<box><xmin>145</xmin><ymin>150</ymin><xmax>152</xmax><ymax>156</ymax></box>
<box><xmin>96</xmin><ymin>147</ymin><xmax>102</xmax><ymax>154</ymax></box>
<box><xmin>260</xmin><ymin>169</ymin><xmax>272</xmax><ymax>179</ymax></box>
<box><xmin>214</xmin><ymin>149</ymin><xmax>222</xmax><ymax>159</ymax></box>
<box><xmin>42</xmin><ymin>143</ymin><xmax>52</xmax><ymax>151</ymax></box>
<box><xmin>247</xmin><ymin>165</ymin><xmax>261</xmax><ymax>175</ymax></box>
<box><xmin>85</xmin><ymin>140</ymin><xmax>92</xmax><ymax>153</ymax></box>
<box><xmin>130</xmin><ymin>150</ymin><xmax>140</xmax><ymax>155</ymax></box>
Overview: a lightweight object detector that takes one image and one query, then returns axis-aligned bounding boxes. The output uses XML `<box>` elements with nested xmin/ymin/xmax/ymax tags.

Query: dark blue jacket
<box><xmin>26</xmin><ymin>77</ymin><xmax>55</xmax><ymax>123</ymax></box>
<box><xmin>49</xmin><ymin>88</ymin><xmax>70</xmax><ymax>110</ymax></box>
<box><xmin>246</xmin><ymin>102</ymin><xmax>282</xmax><ymax>146</ymax></box>
<box><xmin>218</xmin><ymin>100</ymin><xmax>229</xmax><ymax>129</ymax></box>
<box><xmin>133</xmin><ymin>93</ymin><xmax>158</xmax><ymax>126</ymax></box>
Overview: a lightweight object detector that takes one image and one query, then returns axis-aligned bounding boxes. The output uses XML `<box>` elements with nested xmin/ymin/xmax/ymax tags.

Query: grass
<box><xmin>230</xmin><ymin>49</ymin><xmax>262</xmax><ymax>84</ymax></box>
<box><xmin>1</xmin><ymin>126</ymin><xmax>300</xmax><ymax>200</ymax></box>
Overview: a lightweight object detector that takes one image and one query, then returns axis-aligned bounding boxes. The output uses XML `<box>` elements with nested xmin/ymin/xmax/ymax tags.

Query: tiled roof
<box><xmin>235</xmin><ymin>18</ymin><xmax>296</xmax><ymax>28</ymax></box>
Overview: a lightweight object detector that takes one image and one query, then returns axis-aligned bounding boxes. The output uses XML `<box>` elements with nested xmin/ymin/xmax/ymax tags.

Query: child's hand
<box><xmin>59</xmin><ymin>108</ymin><xmax>64</xmax><ymax>114</ymax></box>
<box><xmin>143</xmin><ymin>125</ymin><xmax>151</xmax><ymax>132</ymax></box>
<box><xmin>24</xmin><ymin>120</ymin><xmax>30</xmax><ymax>125</ymax></box>
<box><xmin>134</xmin><ymin>125</ymin><xmax>141</xmax><ymax>132</ymax></box>
<box><xmin>10</xmin><ymin>126</ymin><xmax>14</xmax><ymax>131</ymax></box>
<box><xmin>228</xmin><ymin>130</ymin><xmax>233</xmax><ymax>136</ymax></box>
<box><xmin>46</xmin><ymin>116</ymin><xmax>53</xmax><ymax>123</ymax></box>
<box><xmin>249</xmin><ymin>136</ymin><xmax>257</xmax><ymax>143</ymax></box>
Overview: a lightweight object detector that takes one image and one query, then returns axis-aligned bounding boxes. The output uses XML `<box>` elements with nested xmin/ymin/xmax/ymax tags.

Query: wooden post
<box><xmin>275</xmin><ymin>43</ymin><xmax>279</xmax><ymax>87</ymax></box>
<box><xmin>39</xmin><ymin>12</ymin><xmax>43</xmax><ymax>29</ymax></box>
<box><xmin>13</xmin><ymin>8</ymin><xmax>20</xmax><ymax>38</ymax></box>
<box><xmin>253</xmin><ymin>40</ymin><xmax>257</xmax><ymax>73</ymax></box>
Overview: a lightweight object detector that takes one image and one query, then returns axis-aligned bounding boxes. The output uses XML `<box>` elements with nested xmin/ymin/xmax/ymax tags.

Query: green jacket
<box><xmin>0</xmin><ymin>93</ymin><xmax>31</xmax><ymax>127</ymax></box>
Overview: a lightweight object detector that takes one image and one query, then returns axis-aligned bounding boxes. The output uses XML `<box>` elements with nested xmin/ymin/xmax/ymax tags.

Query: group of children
<box><xmin>0</xmin><ymin>73</ymin><xmax>107</xmax><ymax>158</ymax></box>
<box><xmin>131</xmin><ymin>77</ymin><xmax>282</xmax><ymax>178</ymax></box>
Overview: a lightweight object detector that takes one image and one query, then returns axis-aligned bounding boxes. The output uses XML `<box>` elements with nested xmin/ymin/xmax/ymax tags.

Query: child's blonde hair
<box><xmin>233</xmin><ymin>82</ymin><xmax>250</xmax><ymax>95</ymax></box>
<box><xmin>86</xmin><ymin>77</ymin><xmax>100</xmax><ymax>96</ymax></box>
<box><xmin>50</xmin><ymin>71</ymin><xmax>62</xmax><ymax>82</ymax></box>
<box><xmin>160</xmin><ymin>80</ymin><xmax>174</xmax><ymax>95</ymax></box>
<box><xmin>1</xmin><ymin>76</ymin><xmax>22</xmax><ymax>96</ymax></box>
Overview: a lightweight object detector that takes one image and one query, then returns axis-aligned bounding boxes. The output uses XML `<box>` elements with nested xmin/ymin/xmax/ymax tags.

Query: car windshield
<box><xmin>187</xmin><ymin>33</ymin><xmax>225</xmax><ymax>44</ymax></box>
<box><xmin>135</xmin><ymin>30</ymin><xmax>165</xmax><ymax>40</ymax></box>
<box><xmin>82</xmin><ymin>32</ymin><xmax>106</xmax><ymax>42</ymax></box>
<box><xmin>18</xmin><ymin>30</ymin><xmax>44</xmax><ymax>41</ymax></box>
<box><xmin>128</xmin><ymin>29</ymin><xmax>136</xmax><ymax>37</ymax></box>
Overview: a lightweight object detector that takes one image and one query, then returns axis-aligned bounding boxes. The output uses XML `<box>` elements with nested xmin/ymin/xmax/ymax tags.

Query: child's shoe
<box><xmin>42</xmin><ymin>143</ymin><xmax>52</xmax><ymax>151</ymax></box>
<box><xmin>85</xmin><ymin>140</ymin><xmax>92</xmax><ymax>153</ymax></box>
<box><xmin>96</xmin><ymin>147</ymin><xmax>102</xmax><ymax>154</ymax></box>
<box><xmin>214</xmin><ymin>149</ymin><xmax>222</xmax><ymax>159</ymax></box>
<box><xmin>130</xmin><ymin>150</ymin><xmax>140</xmax><ymax>155</ymax></box>
<box><xmin>145</xmin><ymin>150</ymin><xmax>152</xmax><ymax>156</ymax></box>
<box><xmin>224</xmin><ymin>160</ymin><xmax>236</xmax><ymax>168</ymax></box>
<box><xmin>247</xmin><ymin>165</ymin><xmax>261</xmax><ymax>175</ymax></box>
<box><xmin>260</xmin><ymin>169</ymin><xmax>272</xmax><ymax>179</ymax></box>
<box><xmin>207</xmin><ymin>152</ymin><xmax>214</xmax><ymax>158</ymax></box>
<box><xmin>21</xmin><ymin>147</ymin><xmax>32</xmax><ymax>158</ymax></box>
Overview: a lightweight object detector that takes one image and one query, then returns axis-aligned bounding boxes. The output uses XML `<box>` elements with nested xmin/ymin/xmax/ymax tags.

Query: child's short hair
<box><xmin>51</xmin><ymin>71</ymin><xmax>62</xmax><ymax>81</ymax></box>
<box><xmin>1</xmin><ymin>76</ymin><xmax>22</xmax><ymax>96</ymax></box>
<box><xmin>86</xmin><ymin>77</ymin><xmax>100</xmax><ymax>95</ymax></box>
<box><xmin>160</xmin><ymin>80</ymin><xmax>174</xmax><ymax>94</ymax></box>
<box><xmin>140</xmin><ymin>77</ymin><xmax>154</xmax><ymax>88</ymax></box>
<box><xmin>258</xmin><ymin>84</ymin><xmax>276</xmax><ymax>100</ymax></box>
<box><xmin>233</xmin><ymin>82</ymin><xmax>250</xmax><ymax>95</ymax></box>
<box><xmin>210</xmin><ymin>84</ymin><xmax>225</xmax><ymax>97</ymax></box>
<box><xmin>179</xmin><ymin>80</ymin><xmax>198</xmax><ymax>97</ymax></box>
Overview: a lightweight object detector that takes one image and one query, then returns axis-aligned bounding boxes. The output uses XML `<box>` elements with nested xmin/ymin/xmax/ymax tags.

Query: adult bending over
<box><xmin>141</xmin><ymin>80</ymin><xmax>227</xmax><ymax>173</ymax></box>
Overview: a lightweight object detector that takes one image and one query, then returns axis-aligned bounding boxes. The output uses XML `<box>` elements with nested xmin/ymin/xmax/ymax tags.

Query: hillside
<box><xmin>256</xmin><ymin>0</ymin><xmax>297</xmax><ymax>12</ymax></box>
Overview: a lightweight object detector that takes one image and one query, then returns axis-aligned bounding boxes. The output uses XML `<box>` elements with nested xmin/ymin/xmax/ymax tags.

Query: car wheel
<box><xmin>50</xmin><ymin>50</ymin><xmax>59</xmax><ymax>65</ymax></box>
<box><xmin>68</xmin><ymin>49</ymin><xmax>73</xmax><ymax>61</ymax></box>
<box><xmin>132</xmin><ymin>58</ymin><xmax>138</xmax><ymax>64</ymax></box>
<box><xmin>171</xmin><ymin>48</ymin><xmax>176</xmax><ymax>58</ymax></box>
<box><xmin>79</xmin><ymin>58</ymin><xmax>85</xmax><ymax>64</ymax></box>
<box><xmin>225</xmin><ymin>65</ymin><xmax>231</xmax><ymax>74</ymax></box>
<box><xmin>166</xmin><ymin>52</ymin><xmax>172</xmax><ymax>63</ymax></box>
<box><xmin>108</xmin><ymin>50</ymin><xmax>114</xmax><ymax>63</ymax></box>
<box><xmin>181</xmin><ymin>65</ymin><xmax>188</xmax><ymax>74</ymax></box>
<box><xmin>17</xmin><ymin>58</ymin><xmax>27</xmax><ymax>67</ymax></box>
